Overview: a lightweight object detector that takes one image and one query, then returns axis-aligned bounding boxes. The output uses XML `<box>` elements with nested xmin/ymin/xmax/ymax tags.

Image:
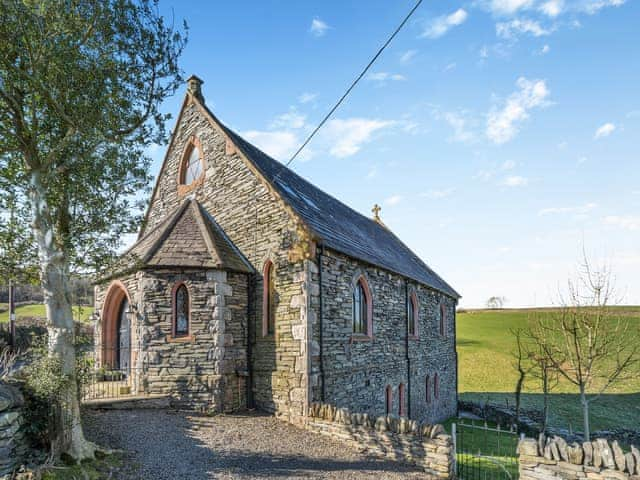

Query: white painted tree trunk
<box><xmin>30</xmin><ymin>171</ymin><xmax>97</xmax><ymax>460</ymax></box>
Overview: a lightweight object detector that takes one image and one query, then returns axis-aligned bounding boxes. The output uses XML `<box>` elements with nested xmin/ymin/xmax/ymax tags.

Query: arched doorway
<box><xmin>101</xmin><ymin>281</ymin><xmax>132</xmax><ymax>373</ymax></box>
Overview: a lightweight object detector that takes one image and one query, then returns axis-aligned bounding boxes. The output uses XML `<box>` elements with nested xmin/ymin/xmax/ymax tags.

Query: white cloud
<box><xmin>309</xmin><ymin>17</ymin><xmax>330</xmax><ymax>37</ymax></box>
<box><xmin>501</xmin><ymin>175</ymin><xmax>528</xmax><ymax>187</ymax></box>
<box><xmin>443</xmin><ymin>62</ymin><xmax>457</xmax><ymax>72</ymax></box>
<box><xmin>496</xmin><ymin>19</ymin><xmax>552</xmax><ymax>38</ymax></box>
<box><xmin>603</xmin><ymin>215</ymin><xmax>640</xmax><ymax>230</ymax></box>
<box><xmin>488</xmin><ymin>0</ymin><xmax>534</xmax><ymax>15</ymax></box>
<box><xmin>270</xmin><ymin>108</ymin><xmax>306</xmax><ymax>130</ymax></box>
<box><xmin>421</xmin><ymin>8</ymin><xmax>468</xmax><ymax>39</ymax></box>
<box><xmin>479</xmin><ymin>45</ymin><xmax>490</xmax><ymax>58</ymax></box>
<box><xmin>487</xmin><ymin>77</ymin><xmax>551</xmax><ymax>144</ymax></box>
<box><xmin>581</xmin><ymin>0</ymin><xmax>626</xmax><ymax>15</ymax></box>
<box><xmin>540</xmin><ymin>0</ymin><xmax>564</xmax><ymax>17</ymax></box>
<box><xmin>502</xmin><ymin>159</ymin><xmax>516</xmax><ymax>170</ymax></box>
<box><xmin>399</xmin><ymin>49</ymin><xmax>418</xmax><ymax>64</ymax></box>
<box><xmin>323</xmin><ymin>118</ymin><xmax>394</xmax><ymax>158</ymax></box>
<box><xmin>298</xmin><ymin>92</ymin><xmax>317</xmax><ymax>104</ymax></box>
<box><xmin>594</xmin><ymin>122</ymin><xmax>616</xmax><ymax>139</ymax></box>
<box><xmin>367</xmin><ymin>72</ymin><xmax>407</xmax><ymax>83</ymax></box>
<box><xmin>538</xmin><ymin>202</ymin><xmax>597</xmax><ymax>216</ymax></box>
<box><xmin>443</xmin><ymin>112</ymin><xmax>475</xmax><ymax>143</ymax></box>
<box><xmin>421</xmin><ymin>188</ymin><xmax>455</xmax><ymax>199</ymax></box>
<box><xmin>385</xmin><ymin>195</ymin><xmax>403</xmax><ymax>206</ymax></box>
<box><xmin>366</xmin><ymin>166</ymin><xmax>378</xmax><ymax>179</ymax></box>
<box><xmin>242</xmin><ymin>130</ymin><xmax>300</xmax><ymax>161</ymax></box>
<box><xmin>538</xmin><ymin>44</ymin><xmax>551</xmax><ymax>55</ymax></box>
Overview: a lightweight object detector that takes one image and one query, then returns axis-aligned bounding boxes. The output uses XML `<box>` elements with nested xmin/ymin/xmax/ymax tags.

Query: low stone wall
<box><xmin>518</xmin><ymin>434</ymin><xmax>640</xmax><ymax>479</ymax></box>
<box><xmin>307</xmin><ymin>402</ymin><xmax>455</xmax><ymax>479</ymax></box>
<box><xmin>0</xmin><ymin>383</ymin><xmax>28</xmax><ymax>477</ymax></box>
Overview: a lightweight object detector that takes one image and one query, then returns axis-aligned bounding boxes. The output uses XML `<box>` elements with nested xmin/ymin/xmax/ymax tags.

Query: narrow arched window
<box><xmin>352</xmin><ymin>276</ymin><xmax>371</xmax><ymax>336</ymax></box>
<box><xmin>408</xmin><ymin>292</ymin><xmax>418</xmax><ymax>337</ymax></box>
<box><xmin>439</xmin><ymin>303</ymin><xmax>446</xmax><ymax>336</ymax></box>
<box><xmin>434</xmin><ymin>373</ymin><xmax>440</xmax><ymax>400</ymax></box>
<box><xmin>426</xmin><ymin>375</ymin><xmax>431</xmax><ymax>404</ymax></box>
<box><xmin>398</xmin><ymin>383</ymin><xmax>406</xmax><ymax>417</ymax></box>
<box><xmin>262</xmin><ymin>260</ymin><xmax>276</xmax><ymax>336</ymax></box>
<box><xmin>385</xmin><ymin>385</ymin><xmax>393</xmax><ymax>415</ymax></box>
<box><xmin>174</xmin><ymin>284</ymin><xmax>189</xmax><ymax>337</ymax></box>
<box><xmin>179</xmin><ymin>137</ymin><xmax>204</xmax><ymax>187</ymax></box>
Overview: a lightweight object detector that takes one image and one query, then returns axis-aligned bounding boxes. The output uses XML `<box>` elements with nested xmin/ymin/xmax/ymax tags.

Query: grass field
<box><xmin>457</xmin><ymin>307</ymin><xmax>640</xmax><ymax>433</ymax></box>
<box><xmin>0</xmin><ymin>303</ymin><xmax>93</xmax><ymax>323</ymax></box>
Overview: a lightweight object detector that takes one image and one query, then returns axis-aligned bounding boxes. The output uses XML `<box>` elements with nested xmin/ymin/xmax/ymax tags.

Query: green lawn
<box><xmin>0</xmin><ymin>303</ymin><xmax>93</xmax><ymax>323</ymax></box>
<box><xmin>457</xmin><ymin>307</ymin><xmax>640</xmax><ymax>432</ymax></box>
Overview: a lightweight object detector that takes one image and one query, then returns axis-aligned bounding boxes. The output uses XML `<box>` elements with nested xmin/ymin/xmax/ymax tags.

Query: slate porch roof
<box><xmin>110</xmin><ymin>198</ymin><xmax>252</xmax><ymax>277</ymax></box>
<box><xmin>214</xmin><ymin>114</ymin><xmax>460</xmax><ymax>299</ymax></box>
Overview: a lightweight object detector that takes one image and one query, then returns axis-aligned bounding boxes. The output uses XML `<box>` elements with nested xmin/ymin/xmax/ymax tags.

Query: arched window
<box><xmin>408</xmin><ymin>291</ymin><xmax>419</xmax><ymax>337</ymax></box>
<box><xmin>426</xmin><ymin>375</ymin><xmax>431</xmax><ymax>404</ymax></box>
<box><xmin>434</xmin><ymin>373</ymin><xmax>440</xmax><ymax>400</ymax></box>
<box><xmin>173</xmin><ymin>283</ymin><xmax>190</xmax><ymax>337</ymax></box>
<box><xmin>179</xmin><ymin>137</ymin><xmax>204</xmax><ymax>188</ymax></box>
<box><xmin>262</xmin><ymin>260</ymin><xmax>276</xmax><ymax>336</ymax></box>
<box><xmin>352</xmin><ymin>276</ymin><xmax>372</xmax><ymax>336</ymax></box>
<box><xmin>398</xmin><ymin>383</ymin><xmax>406</xmax><ymax>417</ymax></box>
<box><xmin>439</xmin><ymin>303</ymin><xmax>446</xmax><ymax>336</ymax></box>
<box><xmin>385</xmin><ymin>385</ymin><xmax>393</xmax><ymax>415</ymax></box>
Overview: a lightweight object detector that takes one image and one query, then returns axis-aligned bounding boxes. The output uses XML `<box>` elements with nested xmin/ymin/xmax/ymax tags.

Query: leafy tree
<box><xmin>487</xmin><ymin>296</ymin><xmax>506</xmax><ymax>309</ymax></box>
<box><xmin>0</xmin><ymin>0</ymin><xmax>186</xmax><ymax>460</ymax></box>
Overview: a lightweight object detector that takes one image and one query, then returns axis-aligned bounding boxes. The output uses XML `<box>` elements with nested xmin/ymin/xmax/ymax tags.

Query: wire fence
<box><xmin>80</xmin><ymin>345</ymin><xmax>142</xmax><ymax>401</ymax></box>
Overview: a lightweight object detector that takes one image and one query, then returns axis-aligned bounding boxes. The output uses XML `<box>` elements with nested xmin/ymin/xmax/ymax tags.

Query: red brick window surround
<box><xmin>177</xmin><ymin>136</ymin><xmax>204</xmax><ymax>196</ymax></box>
<box><xmin>408</xmin><ymin>291</ymin><xmax>419</xmax><ymax>338</ymax></box>
<box><xmin>385</xmin><ymin>385</ymin><xmax>393</xmax><ymax>415</ymax></box>
<box><xmin>352</xmin><ymin>275</ymin><xmax>373</xmax><ymax>338</ymax></box>
<box><xmin>262</xmin><ymin>260</ymin><xmax>276</xmax><ymax>337</ymax></box>
<box><xmin>398</xmin><ymin>383</ymin><xmax>406</xmax><ymax>417</ymax></box>
<box><xmin>172</xmin><ymin>282</ymin><xmax>191</xmax><ymax>339</ymax></box>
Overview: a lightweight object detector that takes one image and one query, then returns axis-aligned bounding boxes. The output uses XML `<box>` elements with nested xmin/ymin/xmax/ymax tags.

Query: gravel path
<box><xmin>84</xmin><ymin>409</ymin><xmax>427</xmax><ymax>479</ymax></box>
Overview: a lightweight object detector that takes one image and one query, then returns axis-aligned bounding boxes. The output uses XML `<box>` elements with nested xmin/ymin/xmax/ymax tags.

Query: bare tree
<box><xmin>487</xmin><ymin>296</ymin><xmax>507</xmax><ymax>309</ymax></box>
<box><xmin>511</xmin><ymin>328</ymin><xmax>532</xmax><ymax>423</ymax></box>
<box><xmin>525</xmin><ymin>342</ymin><xmax>559</xmax><ymax>433</ymax></box>
<box><xmin>528</xmin><ymin>255</ymin><xmax>640</xmax><ymax>440</ymax></box>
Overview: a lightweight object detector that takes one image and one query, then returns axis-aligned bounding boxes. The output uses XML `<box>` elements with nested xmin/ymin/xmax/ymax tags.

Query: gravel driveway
<box><xmin>84</xmin><ymin>409</ymin><xmax>427</xmax><ymax>479</ymax></box>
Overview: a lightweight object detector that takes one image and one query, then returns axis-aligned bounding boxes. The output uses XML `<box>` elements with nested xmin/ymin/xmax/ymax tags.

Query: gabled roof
<box><xmin>215</xmin><ymin>118</ymin><xmax>460</xmax><ymax>299</ymax></box>
<box><xmin>111</xmin><ymin>198</ymin><xmax>252</xmax><ymax>277</ymax></box>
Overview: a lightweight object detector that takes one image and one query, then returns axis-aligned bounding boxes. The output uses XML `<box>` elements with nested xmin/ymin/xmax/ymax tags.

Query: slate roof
<box><xmin>111</xmin><ymin>198</ymin><xmax>252</xmax><ymax>276</ymax></box>
<box><xmin>216</xmin><ymin>118</ymin><xmax>460</xmax><ymax>299</ymax></box>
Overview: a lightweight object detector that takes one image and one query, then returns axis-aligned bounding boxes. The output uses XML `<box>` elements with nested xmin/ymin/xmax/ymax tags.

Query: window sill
<box><xmin>350</xmin><ymin>334</ymin><xmax>373</xmax><ymax>342</ymax></box>
<box><xmin>168</xmin><ymin>335</ymin><xmax>194</xmax><ymax>343</ymax></box>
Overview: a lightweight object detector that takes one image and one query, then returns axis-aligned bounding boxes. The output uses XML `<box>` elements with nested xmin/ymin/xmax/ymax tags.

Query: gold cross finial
<box><xmin>372</xmin><ymin>204</ymin><xmax>382</xmax><ymax>221</ymax></box>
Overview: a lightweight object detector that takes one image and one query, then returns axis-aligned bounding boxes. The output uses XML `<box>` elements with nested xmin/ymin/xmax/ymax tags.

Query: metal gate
<box><xmin>453</xmin><ymin>420</ymin><xmax>521</xmax><ymax>480</ymax></box>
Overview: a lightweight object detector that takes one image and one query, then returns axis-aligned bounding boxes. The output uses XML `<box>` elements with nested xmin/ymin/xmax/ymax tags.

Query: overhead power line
<box><xmin>286</xmin><ymin>0</ymin><xmax>424</xmax><ymax>167</ymax></box>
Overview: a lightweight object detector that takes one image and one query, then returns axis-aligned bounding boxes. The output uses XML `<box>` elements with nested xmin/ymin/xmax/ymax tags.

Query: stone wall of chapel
<box><xmin>313</xmin><ymin>249</ymin><xmax>457</xmax><ymax>424</ymax></box>
<box><xmin>138</xmin><ymin>99</ymin><xmax>312</xmax><ymax>421</ymax></box>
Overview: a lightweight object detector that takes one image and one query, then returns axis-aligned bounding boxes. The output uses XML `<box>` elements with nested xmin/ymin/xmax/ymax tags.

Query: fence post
<box><xmin>452</xmin><ymin>422</ymin><xmax>457</xmax><ymax>477</ymax></box>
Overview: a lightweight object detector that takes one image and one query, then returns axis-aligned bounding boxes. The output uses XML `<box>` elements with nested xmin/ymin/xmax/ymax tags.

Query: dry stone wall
<box><xmin>0</xmin><ymin>383</ymin><xmax>27</xmax><ymax>478</ymax></box>
<box><xmin>314</xmin><ymin>249</ymin><xmax>457</xmax><ymax>424</ymax></box>
<box><xmin>518</xmin><ymin>434</ymin><xmax>640</xmax><ymax>479</ymax></box>
<box><xmin>307</xmin><ymin>402</ymin><xmax>455</xmax><ymax>478</ymax></box>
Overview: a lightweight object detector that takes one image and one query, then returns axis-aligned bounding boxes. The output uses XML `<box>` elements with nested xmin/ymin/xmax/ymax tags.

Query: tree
<box><xmin>527</xmin><ymin>255</ymin><xmax>640</xmax><ymax>440</ymax></box>
<box><xmin>0</xmin><ymin>0</ymin><xmax>186</xmax><ymax>460</ymax></box>
<box><xmin>525</xmin><ymin>342</ymin><xmax>559</xmax><ymax>433</ymax></box>
<box><xmin>487</xmin><ymin>296</ymin><xmax>506</xmax><ymax>309</ymax></box>
<box><xmin>511</xmin><ymin>328</ymin><xmax>531</xmax><ymax>423</ymax></box>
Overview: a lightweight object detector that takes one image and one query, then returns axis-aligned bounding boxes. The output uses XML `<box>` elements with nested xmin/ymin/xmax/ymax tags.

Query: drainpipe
<box><xmin>246</xmin><ymin>273</ymin><xmax>255</xmax><ymax>409</ymax></box>
<box><xmin>317</xmin><ymin>244</ymin><xmax>325</xmax><ymax>402</ymax></box>
<box><xmin>454</xmin><ymin>298</ymin><xmax>459</xmax><ymax>417</ymax></box>
<box><xmin>405</xmin><ymin>280</ymin><xmax>411</xmax><ymax>419</ymax></box>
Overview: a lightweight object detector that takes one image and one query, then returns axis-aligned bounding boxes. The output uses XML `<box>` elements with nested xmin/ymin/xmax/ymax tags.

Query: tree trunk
<box><xmin>580</xmin><ymin>389</ymin><xmax>590</xmax><ymax>441</ymax></box>
<box><xmin>514</xmin><ymin>370</ymin><xmax>525</xmax><ymax>422</ymax></box>
<box><xmin>30</xmin><ymin>171</ymin><xmax>97</xmax><ymax>461</ymax></box>
<box><xmin>542</xmin><ymin>369</ymin><xmax>549</xmax><ymax>433</ymax></box>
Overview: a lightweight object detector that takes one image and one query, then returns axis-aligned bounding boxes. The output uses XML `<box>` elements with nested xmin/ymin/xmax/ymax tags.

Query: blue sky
<box><xmin>147</xmin><ymin>0</ymin><xmax>639</xmax><ymax>307</ymax></box>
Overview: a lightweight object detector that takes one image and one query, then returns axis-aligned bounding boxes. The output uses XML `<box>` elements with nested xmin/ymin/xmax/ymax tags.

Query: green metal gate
<box><xmin>453</xmin><ymin>420</ymin><xmax>521</xmax><ymax>480</ymax></box>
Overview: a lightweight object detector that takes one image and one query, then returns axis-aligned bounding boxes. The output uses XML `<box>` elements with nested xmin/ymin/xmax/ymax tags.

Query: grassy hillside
<box><xmin>457</xmin><ymin>307</ymin><xmax>640</xmax><ymax>432</ymax></box>
<box><xmin>0</xmin><ymin>303</ymin><xmax>92</xmax><ymax>323</ymax></box>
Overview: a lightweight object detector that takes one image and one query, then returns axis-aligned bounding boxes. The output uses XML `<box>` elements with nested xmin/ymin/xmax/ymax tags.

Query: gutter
<box><xmin>246</xmin><ymin>273</ymin><xmax>255</xmax><ymax>409</ymax></box>
<box><xmin>317</xmin><ymin>244</ymin><xmax>325</xmax><ymax>402</ymax></box>
<box><xmin>405</xmin><ymin>280</ymin><xmax>411</xmax><ymax>419</ymax></box>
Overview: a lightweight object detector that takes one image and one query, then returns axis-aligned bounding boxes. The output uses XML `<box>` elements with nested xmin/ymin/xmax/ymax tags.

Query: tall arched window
<box><xmin>439</xmin><ymin>303</ymin><xmax>446</xmax><ymax>336</ymax></box>
<box><xmin>434</xmin><ymin>373</ymin><xmax>440</xmax><ymax>400</ymax></box>
<box><xmin>352</xmin><ymin>276</ymin><xmax>372</xmax><ymax>336</ymax></box>
<box><xmin>425</xmin><ymin>375</ymin><xmax>431</xmax><ymax>404</ymax></box>
<box><xmin>178</xmin><ymin>137</ymin><xmax>204</xmax><ymax>194</ymax></box>
<box><xmin>262</xmin><ymin>260</ymin><xmax>276</xmax><ymax>336</ymax></box>
<box><xmin>385</xmin><ymin>385</ymin><xmax>393</xmax><ymax>415</ymax></box>
<box><xmin>408</xmin><ymin>292</ymin><xmax>419</xmax><ymax>338</ymax></box>
<box><xmin>174</xmin><ymin>284</ymin><xmax>190</xmax><ymax>337</ymax></box>
<box><xmin>398</xmin><ymin>383</ymin><xmax>406</xmax><ymax>417</ymax></box>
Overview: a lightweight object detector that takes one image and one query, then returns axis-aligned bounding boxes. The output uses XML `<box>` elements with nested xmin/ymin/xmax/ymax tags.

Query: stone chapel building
<box><xmin>93</xmin><ymin>76</ymin><xmax>460</xmax><ymax>425</ymax></box>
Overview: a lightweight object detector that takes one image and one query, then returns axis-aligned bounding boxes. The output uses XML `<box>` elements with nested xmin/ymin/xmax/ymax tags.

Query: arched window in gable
<box><xmin>398</xmin><ymin>383</ymin><xmax>406</xmax><ymax>417</ymax></box>
<box><xmin>408</xmin><ymin>291</ymin><xmax>419</xmax><ymax>338</ymax></box>
<box><xmin>173</xmin><ymin>283</ymin><xmax>190</xmax><ymax>337</ymax></box>
<box><xmin>352</xmin><ymin>275</ymin><xmax>372</xmax><ymax>337</ymax></box>
<box><xmin>178</xmin><ymin>136</ymin><xmax>204</xmax><ymax>194</ymax></box>
<box><xmin>385</xmin><ymin>385</ymin><xmax>393</xmax><ymax>415</ymax></box>
<box><xmin>262</xmin><ymin>260</ymin><xmax>276</xmax><ymax>336</ymax></box>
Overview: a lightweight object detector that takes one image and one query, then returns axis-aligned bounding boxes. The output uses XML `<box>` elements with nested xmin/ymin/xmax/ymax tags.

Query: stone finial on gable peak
<box><xmin>187</xmin><ymin>74</ymin><xmax>204</xmax><ymax>103</ymax></box>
